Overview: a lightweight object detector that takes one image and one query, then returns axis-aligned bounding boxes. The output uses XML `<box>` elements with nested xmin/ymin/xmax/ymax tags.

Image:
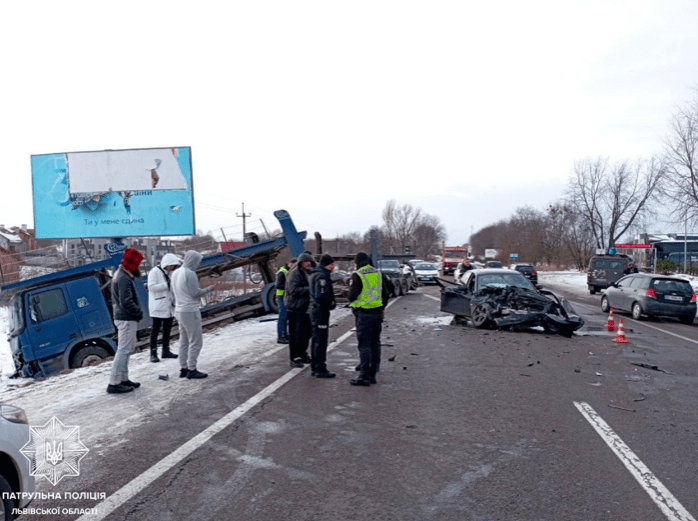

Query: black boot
<box><xmin>150</xmin><ymin>348</ymin><xmax>160</xmax><ymax>363</ymax></box>
<box><xmin>161</xmin><ymin>349</ymin><xmax>178</xmax><ymax>359</ymax></box>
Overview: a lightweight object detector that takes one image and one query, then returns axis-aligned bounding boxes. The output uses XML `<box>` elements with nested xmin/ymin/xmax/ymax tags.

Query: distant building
<box><xmin>62</xmin><ymin>237</ymin><xmax>182</xmax><ymax>269</ymax></box>
<box><xmin>634</xmin><ymin>233</ymin><xmax>698</xmax><ymax>267</ymax></box>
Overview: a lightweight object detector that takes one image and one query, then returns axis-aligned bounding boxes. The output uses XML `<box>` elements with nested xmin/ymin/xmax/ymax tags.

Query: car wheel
<box><xmin>471</xmin><ymin>304</ymin><xmax>491</xmax><ymax>329</ymax></box>
<box><xmin>72</xmin><ymin>345</ymin><xmax>110</xmax><ymax>368</ymax></box>
<box><xmin>0</xmin><ymin>473</ymin><xmax>16</xmax><ymax>521</ymax></box>
<box><xmin>679</xmin><ymin>315</ymin><xmax>695</xmax><ymax>325</ymax></box>
<box><xmin>631</xmin><ymin>302</ymin><xmax>643</xmax><ymax>321</ymax></box>
<box><xmin>600</xmin><ymin>296</ymin><xmax>610</xmax><ymax>313</ymax></box>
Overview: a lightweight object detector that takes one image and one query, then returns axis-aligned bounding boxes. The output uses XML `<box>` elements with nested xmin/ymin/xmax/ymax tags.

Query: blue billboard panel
<box><xmin>31</xmin><ymin>147</ymin><xmax>195</xmax><ymax>239</ymax></box>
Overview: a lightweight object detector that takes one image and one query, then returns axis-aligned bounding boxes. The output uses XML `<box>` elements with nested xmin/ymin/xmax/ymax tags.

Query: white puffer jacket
<box><xmin>147</xmin><ymin>253</ymin><xmax>181</xmax><ymax>318</ymax></box>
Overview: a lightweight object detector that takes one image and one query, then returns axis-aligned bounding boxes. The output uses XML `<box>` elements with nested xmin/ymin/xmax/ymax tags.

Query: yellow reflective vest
<box><xmin>276</xmin><ymin>266</ymin><xmax>289</xmax><ymax>296</ymax></box>
<box><xmin>350</xmin><ymin>265</ymin><xmax>383</xmax><ymax>309</ymax></box>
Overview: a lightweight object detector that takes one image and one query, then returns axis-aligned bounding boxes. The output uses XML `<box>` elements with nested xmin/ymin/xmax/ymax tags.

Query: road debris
<box><xmin>631</xmin><ymin>363</ymin><xmax>672</xmax><ymax>374</ymax></box>
<box><xmin>608</xmin><ymin>404</ymin><xmax>635</xmax><ymax>412</ymax></box>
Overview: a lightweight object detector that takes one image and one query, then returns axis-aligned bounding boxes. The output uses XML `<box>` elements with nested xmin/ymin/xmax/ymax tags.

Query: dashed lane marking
<box><xmin>78</xmin><ymin>297</ymin><xmax>400</xmax><ymax>521</ymax></box>
<box><xmin>574</xmin><ymin>401</ymin><xmax>695</xmax><ymax>521</ymax></box>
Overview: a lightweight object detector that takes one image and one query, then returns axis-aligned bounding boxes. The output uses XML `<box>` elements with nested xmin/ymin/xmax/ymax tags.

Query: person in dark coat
<box><xmin>108</xmin><ymin>248</ymin><xmax>145</xmax><ymax>394</ymax></box>
<box><xmin>454</xmin><ymin>258</ymin><xmax>474</xmax><ymax>283</ymax></box>
<box><xmin>309</xmin><ymin>254</ymin><xmax>337</xmax><ymax>378</ymax></box>
<box><xmin>275</xmin><ymin>258</ymin><xmax>297</xmax><ymax>344</ymax></box>
<box><xmin>348</xmin><ymin>252</ymin><xmax>394</xmax><ymax>386</ymax></box>
<box><xmin>623</xmin><ymin>262</ymin><xmax>639</xmax><ymax>275</ymax></box>
<box><xmin>284</xmin><ymin>252</ymin><xmax>316</xmax><ymax>367</ymax></box>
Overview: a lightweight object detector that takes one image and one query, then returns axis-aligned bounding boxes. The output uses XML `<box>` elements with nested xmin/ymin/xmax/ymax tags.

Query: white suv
<box><xmin>1</xmin><ymin>404</ymin><xmax>35</xmax><ymax>520</ymax></box>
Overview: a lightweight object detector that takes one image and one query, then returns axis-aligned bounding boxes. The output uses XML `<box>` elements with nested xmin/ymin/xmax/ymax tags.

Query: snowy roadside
<box><xmin>0</xmin><ymin>307</ymin><xmax>351</xmax><ymax>451</ymax></box>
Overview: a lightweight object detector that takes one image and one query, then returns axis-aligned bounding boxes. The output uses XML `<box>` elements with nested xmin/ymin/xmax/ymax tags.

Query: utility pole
<box><xmin>237</xmin><ymin>202</ymin><xmax>251</xmax><ymax>242</ymax></box>
<box><xmin>237</xmin><ymin>202</ymin><xmax>252</xmax><ymax>291</ymax></box>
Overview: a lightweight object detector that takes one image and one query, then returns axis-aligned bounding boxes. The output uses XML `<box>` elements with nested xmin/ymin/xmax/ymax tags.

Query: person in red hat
<box><xmin>108</xmin><ymin>247</ymin><xmax>145</xmax><ymax>394</ymax></box>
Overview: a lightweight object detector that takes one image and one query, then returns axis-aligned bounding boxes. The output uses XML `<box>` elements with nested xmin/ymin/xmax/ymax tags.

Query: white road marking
<box><xmin>79</xmin><ymin>300</ymin><xmax>396</xmax><ymax>521</ymax></box>
<box><xmin>631</xmin><ymin>321</ymin><xmax>698</xmax><ymax>345</ymax></box>
<box><xmin>574</xmin><ymin>401</ymin><xmax>696</xmax><ymax>521</ymax></box>
<box><xmin>423</xmin><ymin>294</ymin><xmax>440</xmax><ymax>302</ymax></box>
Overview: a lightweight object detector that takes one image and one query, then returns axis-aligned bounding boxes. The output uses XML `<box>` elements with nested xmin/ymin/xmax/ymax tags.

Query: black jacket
<box><xmin>310</xmin><ymin>265</ymin><xmax>337</xmax><ymax>311</ymax></box>
<box><xmin>284</xmin><ymin>253</ymin><xmax>315</xmax><ymax>313</ymax></box>
<box><xmin>112</xmin><ymin>266</ymin><xmax>144</xmax><ymax>322</ymax></box>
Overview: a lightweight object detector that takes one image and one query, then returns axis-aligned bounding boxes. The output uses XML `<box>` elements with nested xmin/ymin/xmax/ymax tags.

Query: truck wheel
<box><xmin>72</xmin><ymin>346</ymin><xmax>110</xmax><ymax>368</ymax></box>
<box><xmin>265</xmin><ymin>287</ymin><xmax>279</xmax><ymax>313</ymax></box>
<box><xmin>589</xmin><ymin>287</ymin><xmax>596</xmax><ymax>295</ymax></box>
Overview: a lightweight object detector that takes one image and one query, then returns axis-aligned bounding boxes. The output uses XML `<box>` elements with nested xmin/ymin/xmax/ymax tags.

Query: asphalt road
<box><xmin>23</xmin><ymin>279</ymin><xmax>698</xmax><ymax>521</ymax></box>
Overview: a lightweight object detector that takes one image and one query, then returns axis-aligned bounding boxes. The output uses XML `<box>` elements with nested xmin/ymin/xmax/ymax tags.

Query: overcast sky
<box><xmin>3</xmin><ymin>1</ymin><xmax>698</xmax><ymax>246</ymax></box>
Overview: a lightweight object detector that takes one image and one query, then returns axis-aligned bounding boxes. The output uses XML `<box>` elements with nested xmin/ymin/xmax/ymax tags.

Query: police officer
<box><xmin>348</xmin><ymin>252</ymin><xmax>394</xmax><ymax>386</ymax></box>
<box><xmin>309</xmin><ymin>254</ymin><xmax>337</xmax><ymax>378</ymax></box>
<box><xmin>275</xmin><ymin>258</ymin><xmax>297</xmax><ymax>344</ymax></box>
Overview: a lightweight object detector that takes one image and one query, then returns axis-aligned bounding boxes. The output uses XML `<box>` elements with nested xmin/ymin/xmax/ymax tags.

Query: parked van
<box><xmin>587</xmin><ymin>254</ymin><xmax>632</xmax><ymax>294</ymax></box>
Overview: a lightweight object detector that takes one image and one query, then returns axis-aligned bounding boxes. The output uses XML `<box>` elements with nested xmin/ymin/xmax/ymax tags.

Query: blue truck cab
<box><xmin>7</xmin><ymin>261</ymin><xmax>151</xmax><ymax>378</ymax></box>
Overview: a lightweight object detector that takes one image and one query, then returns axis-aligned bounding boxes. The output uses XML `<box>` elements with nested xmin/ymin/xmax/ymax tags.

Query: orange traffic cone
<box><xmin>606</xmin><ymin>309</ymin><xmax>615</xmax><ymax>332</ymax></box>
<box><xmin>613</xmin><ymin>318</ymin><xmax>629</xmax><ymax>343</ymax></box>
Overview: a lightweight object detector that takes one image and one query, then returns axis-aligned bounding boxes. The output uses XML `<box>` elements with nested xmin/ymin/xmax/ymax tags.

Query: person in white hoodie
<box><xmin>171</xmin><ymin>250</ymin><xmax>213</xmax><ymax>379</ymax></box>
<box><xmin>147</xmin><ymin>253</ymin><xmax>181</xmax><ymax>363</ymax></box>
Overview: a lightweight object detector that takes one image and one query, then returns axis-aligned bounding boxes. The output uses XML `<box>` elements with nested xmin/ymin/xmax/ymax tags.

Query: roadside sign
<box><xmin>510</xmin><ymin>253</ymin><xmax>519</xmax><ymax>259</ymax></box>
<box><xmin>485</xmin><ymin>249</ymin><xmax>497</xmax><ymax>259</ymax></box>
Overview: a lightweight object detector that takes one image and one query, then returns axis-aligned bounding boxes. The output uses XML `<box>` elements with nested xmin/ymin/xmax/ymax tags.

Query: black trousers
<box><xmin>310</xmin><ymin>306</ymin><xmax>331</xmax><ymax>373</ymax></box>
<box><xmin>288</xmin><ymin>311</ymin><xmax>312</xmax><ymax>361</ymax></box>
<box><xmin>355</xmin><ymin>311</ymin><xmax>383</xmax><ymax>379</ymax></box>
<box><xmin>150</xmin><ymin>316</ymin><xmax>174</xmax><ymax>354</ymax></box>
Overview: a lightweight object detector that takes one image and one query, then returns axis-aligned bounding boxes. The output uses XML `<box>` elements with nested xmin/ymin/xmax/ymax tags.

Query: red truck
<box><xmin>441</xmin><ymin>246</ymin><xmax>468</xmax><ymax>275</ymax></box>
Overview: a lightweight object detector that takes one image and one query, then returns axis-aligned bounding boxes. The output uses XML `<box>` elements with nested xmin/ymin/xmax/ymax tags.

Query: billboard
<box><xmin>31</xmin><ymin>147</ymin><xmax>195</xmax><ymax>238</ymax></box>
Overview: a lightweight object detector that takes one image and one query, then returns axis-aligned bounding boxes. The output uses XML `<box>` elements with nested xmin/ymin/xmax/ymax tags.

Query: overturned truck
<box><xmin>439</xmin><ymin>269</ymin><xmax>584</xmax><ymax>337</ymax></box>
<box><xmin>2</xmin><ymin>210</ymin><xmax>306</xmax><ymax>378</ymax></box>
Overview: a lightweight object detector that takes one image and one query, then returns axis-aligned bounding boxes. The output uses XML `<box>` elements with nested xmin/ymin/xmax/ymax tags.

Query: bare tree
<box><xmin>412</xmin><ymin>215</ymin><xmax>447</xmax><ymax>259</ymax></box>
<box><xmin>664</xmin><ymin>89</ymin><xmax>698</xmax><ymax>223</ymax></box>
<box><xmin>380</xmin><ymin>200</ymin><xmax>445</xmax><ymax>257</ymax></box>
<box><xmin>565</xmin><ymin>156</ymin><xmax>665</xmax><ymax>249</ymax></box>
<box><xmin>547</xmin><ymin>203</ymin><xmax>595</xmax><ymax>269</ymax></box>
<box><xmin>381</xmin><ymin>200</ymin><xmax>423</xmax><ymax>254</ymax></box>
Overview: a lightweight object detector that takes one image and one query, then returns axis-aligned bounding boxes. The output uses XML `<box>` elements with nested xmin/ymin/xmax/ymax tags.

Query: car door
<box><xmin>461</xmin><ymin>272</ymin><xmax>476</xmax><ymax>317</ymax></box>
<box><xmin>613</xmin><ymin>276</ymin><xmax>634</xmax><ymax>311</ymax></box>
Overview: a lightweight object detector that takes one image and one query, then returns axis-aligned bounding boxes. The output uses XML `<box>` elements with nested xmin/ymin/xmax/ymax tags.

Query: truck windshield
<box><xmin>445</xmin><ymin>251</ymin><xmax>467</xmax><ymax>258</ymax></box>
<box><xmin>378</xmin><ymin>260</ymin><xmax>400</xmax><ymax>269</ymax></box>
<box><xmin>10</xmin><ymin>297</ymin><xmax>25</xmax><ymax>336</ymax></box>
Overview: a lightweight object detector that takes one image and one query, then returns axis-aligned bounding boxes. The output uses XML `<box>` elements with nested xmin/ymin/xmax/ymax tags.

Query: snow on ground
<box><xmin>0</xmin><ymin>305</ymin><xmax>351</xmax><ymax>451</ymax></box>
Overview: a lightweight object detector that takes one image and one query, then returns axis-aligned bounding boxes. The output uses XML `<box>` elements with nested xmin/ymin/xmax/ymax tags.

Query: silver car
<box><xmin>601</xmin><ymin>273</ymin><xmax>697</xmax><ymax>324</ymax></box>
<box><xmin>1</xmin><ymin>404</ymin><xmax>35</xmax><ymax>519</ymax></box>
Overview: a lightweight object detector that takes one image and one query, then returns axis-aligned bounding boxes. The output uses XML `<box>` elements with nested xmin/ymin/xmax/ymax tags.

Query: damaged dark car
<box><xmin>438</xmin><ymin>268</ymin><xmax>584</xmax><ymax>337</ymax></box>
